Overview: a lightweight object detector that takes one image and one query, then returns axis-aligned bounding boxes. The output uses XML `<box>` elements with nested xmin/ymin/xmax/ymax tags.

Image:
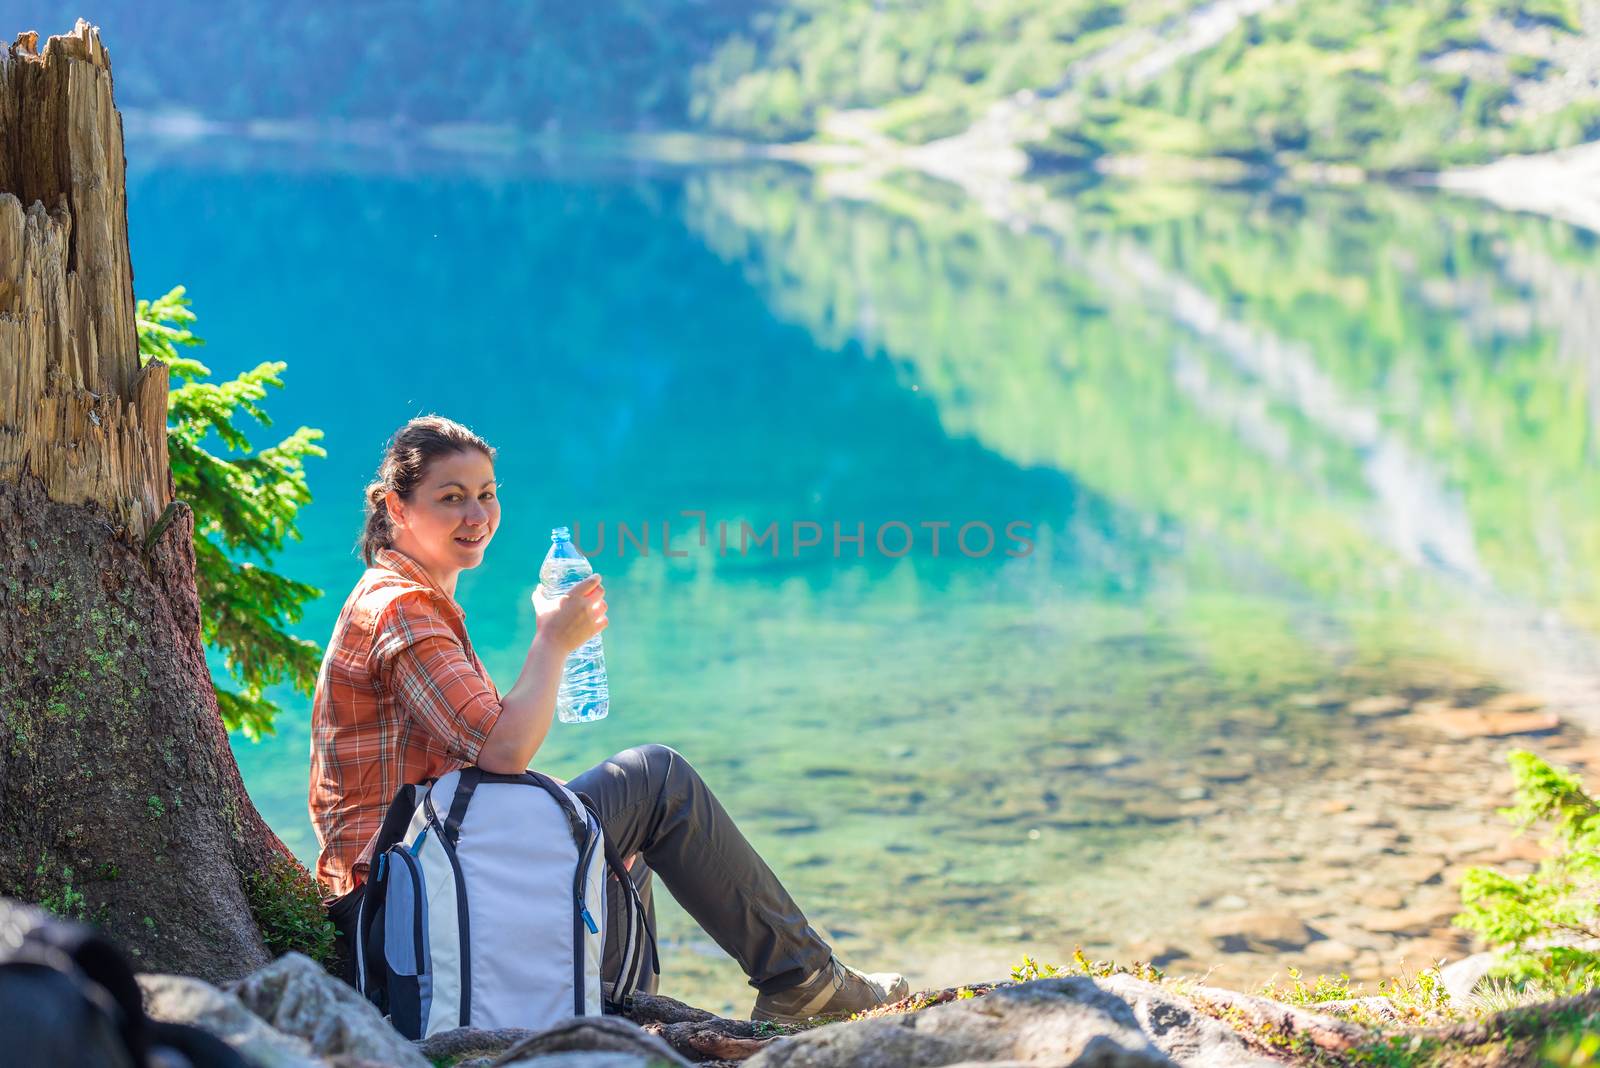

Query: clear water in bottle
<box><xmin>538</xmin><ymin>526</ymin><xmax>609</xmax><ymax>724</ymax></box>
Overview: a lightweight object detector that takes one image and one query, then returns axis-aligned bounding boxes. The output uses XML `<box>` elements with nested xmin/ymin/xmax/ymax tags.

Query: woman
<box><xmin>309</xmin><ymin>415</ymin><xmax>907</xmax><ymax>1023</ymax></box>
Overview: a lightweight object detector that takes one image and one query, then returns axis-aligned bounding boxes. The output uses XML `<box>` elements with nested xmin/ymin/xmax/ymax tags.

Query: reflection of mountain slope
<box><xmin>1108</xmin><ymin>241</ymin><xmax>1484</xmax><ymax>582</ymax></box>
<box><xmin>686</xmin><ymin>169</ymin><xmax>1404</xmax><ymax>589</ymax></box>
<box><xmin>682</xmin><ymin>167</ymin><xmax>1600</xmax><ymax>688</ymax></box>
<box><xmin>1093</xmin><ymin>186</ymin><xmax>1600</xmax><ymax>624</ymax></box>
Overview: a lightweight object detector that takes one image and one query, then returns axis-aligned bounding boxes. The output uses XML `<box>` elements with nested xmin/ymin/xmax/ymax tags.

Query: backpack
<box><xmin>355</xmin><ymin>767</ymin><xmax>657</xmax><ymax>1039</ymax></box>
<box><xmin>0</xmin><ymin>896</ymin><xmax>247</xmax><ymax>1068</ymax></box>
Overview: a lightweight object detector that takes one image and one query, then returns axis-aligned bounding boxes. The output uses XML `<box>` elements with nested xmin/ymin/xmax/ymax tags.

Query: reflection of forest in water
<box><xmin>684</xmin><ymin>168</ymin><xmax>1600</xmax><ymax>707</ymax></box>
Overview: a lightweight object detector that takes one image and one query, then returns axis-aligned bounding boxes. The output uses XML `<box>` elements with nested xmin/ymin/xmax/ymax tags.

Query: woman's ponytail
<box><xmin>356</xmin><ymin>415</ymin><xmax>497</xmax><ymax>566</ymax></box>
<box><xmin>357</xmin><ymin>480</ymin><xmax>394</xmax><ymax>566</ymax></box>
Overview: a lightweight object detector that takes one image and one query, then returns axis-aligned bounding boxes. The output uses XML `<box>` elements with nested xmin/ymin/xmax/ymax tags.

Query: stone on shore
<box><xmin>494</xmin><ymin>1016</ymin><xmax>690</xmax><ymax>1066</ymax></box>
<box><xmin>1413</xmin><ymin>706</ymin><xmax>1559</xmax><ymax>739</ymax></box>
<box><xmin>1347</xmin><ymin>696</ymin><xmax>1410</xmax><ymax>718</ymax></box>
<box><xmin>1201</xmin><ymin>911</ymin><xmax>1323</xmax><ymax>953</ymax></box>
<box><xmin>417</xmin><ymin>1026</ymin><xmax>536</xmax><ymax>1064</ymax></box>
<box><xmin>745</xmin><ymin>978</ymin><xmax>1176</xmax><ymax>1067</ymax></box>
<box><xmin>1097</xmin><ymin>975</ymin><xmax>1277</xmax><ymax>1068</ymax></box>
<box><xmin>228</xmin><ymin>952</ymin><xmax>431</xmax><ymax>1068</ymax></box>
<box><xmin>138</xmin><ymin>973</ymin><xmax>322</xmax><ymax>1068</ymax></box>
<box><xmin>496</xmin><ymin>1054</ymin><xmax>680</xmax><ymax>1068</ymax></box>
<box><xmin>1439</xmin><ymin>952</ymin><xmax>1498</xmax><ymax>1006</ymax></box>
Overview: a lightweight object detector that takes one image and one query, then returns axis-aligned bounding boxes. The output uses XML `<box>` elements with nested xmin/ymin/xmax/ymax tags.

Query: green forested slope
<box><xmin>687</xmin><ymin>0</ymin><xmax>1180</xmax><ymax>140</ymax></box>
<box><xmin>694</xmin><ymin>0</ymin><xmax>1600</xmax><ymax>168</ymax></box>
<box><xmin>11</xmin><ymin>0</ymin><xmax>1598</xmax><ymax>168</ymax></box>
<box><xmin>1029</xmin><ymin>0</ymin><xmax>1600</xmax><ymax>169</ymax></box>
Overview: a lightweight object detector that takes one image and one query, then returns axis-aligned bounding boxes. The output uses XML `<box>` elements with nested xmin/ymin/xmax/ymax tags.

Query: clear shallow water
<box><xmin>124</xmin><ymin>147</ymin><xmax>1600</xmax><ymax>1010</ymax></box>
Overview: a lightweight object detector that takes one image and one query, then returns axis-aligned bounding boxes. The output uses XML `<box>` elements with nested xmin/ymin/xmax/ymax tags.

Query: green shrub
<box><xmin>245</xmin><ymin>854</ymin><xmax>337</xmax><ymax>965</ymax></box>
<box><xmin>1456</xmin><ymin>751</ymin><xmax>1600</xmax><ymax>994</ymax></box>
<box><xmin>1011</xmin><ymin>949</ymin><xmax>1164</xmax><ymax>983</ymax></box>
<box><xmin>1259</xmin><ymin>967</ymin><xmax>1356</xmax><ymax>1007</ymax></box>
<box><xmin>1260</xmin><ymin>964</ymin><xmax>1451</xmax><ymax>1026</ymax></box>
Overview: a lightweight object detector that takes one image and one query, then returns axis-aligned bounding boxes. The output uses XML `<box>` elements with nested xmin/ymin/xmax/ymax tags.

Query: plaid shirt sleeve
<box><xmin>372</xmin><ymin>596</ymin><xmax>502</xmax><ymax>762</ymax></box>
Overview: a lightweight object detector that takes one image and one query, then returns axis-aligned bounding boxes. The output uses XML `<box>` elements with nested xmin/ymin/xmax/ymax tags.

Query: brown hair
<box><xmin>358</xmin><ymin>415</ymin><xmax>497</xmax><ymax>565</ymax></box>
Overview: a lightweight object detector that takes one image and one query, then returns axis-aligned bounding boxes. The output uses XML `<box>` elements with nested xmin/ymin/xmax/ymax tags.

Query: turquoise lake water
<box><xmin>124</xmin><ymin>147</ymin><xmax>1600</xmax><ymax>1010</ymax></box>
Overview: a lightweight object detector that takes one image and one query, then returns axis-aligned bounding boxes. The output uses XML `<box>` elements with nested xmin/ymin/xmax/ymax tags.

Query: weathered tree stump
<box><xmin>0</xmin><ymin>21</ymin><xmax>294</xmax><ymax>980</ymax></box>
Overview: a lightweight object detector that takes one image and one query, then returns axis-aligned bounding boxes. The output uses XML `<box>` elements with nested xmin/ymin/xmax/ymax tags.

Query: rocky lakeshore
<box><xmin>654</xmin><ymin>672</ymin><xmax>1581</xmax><ymax>1014</ymax></box>
<box><xmin>1063</xmin><ymin>685</ymin><xmax>1574</xmax><ymax>991</ymax></box>
<box><xmin>137</xmin><ymin>948</ymin><xmax>1599</xmax><ymax>1068</ymax></box>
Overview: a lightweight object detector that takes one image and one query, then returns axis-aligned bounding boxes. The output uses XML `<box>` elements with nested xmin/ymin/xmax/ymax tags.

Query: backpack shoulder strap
<box><xmin>446</xmin><ymin>768</ymin><xmax>587</xmax><ymax>846</ymax></box>
<box><xmin>443</xmin><ymin>766</ymin><xmax>484</xmax><ymax>843</ymax></box>
<box><xmin>370</xmin><ymin>781</ymin><xmax>426</xmax><ymax>858</ymax></box>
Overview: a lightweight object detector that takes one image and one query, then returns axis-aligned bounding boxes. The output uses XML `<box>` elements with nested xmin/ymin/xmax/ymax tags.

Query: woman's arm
<box><xmin>475</xmin><ymin>572</ymin><xmax>606</xmax><ymax>774</ymax></box>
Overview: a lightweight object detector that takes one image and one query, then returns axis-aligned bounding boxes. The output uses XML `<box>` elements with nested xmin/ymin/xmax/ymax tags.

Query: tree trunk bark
<box><xmin>0</xmin><ymin>20</ymin><xmax>290</xmax><ymax>981</ymax></box>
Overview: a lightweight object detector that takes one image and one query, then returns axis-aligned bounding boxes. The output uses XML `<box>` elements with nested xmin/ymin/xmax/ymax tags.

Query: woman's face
<box><xmin>385</xmin><ymin>448</ymin><xmax>500</xmax><ymax>579</ymax></box>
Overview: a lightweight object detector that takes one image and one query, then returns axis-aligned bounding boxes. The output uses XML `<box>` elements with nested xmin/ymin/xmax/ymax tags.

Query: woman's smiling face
<box><xmin>385</xmin><ymin>448</ymin><xmax>500</xmax><ymax>585</ymax></box>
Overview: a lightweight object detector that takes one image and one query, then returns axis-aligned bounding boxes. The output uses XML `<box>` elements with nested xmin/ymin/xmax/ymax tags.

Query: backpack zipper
<box><xmin>574</xmin><ymin>815</ymin><xmax>601</xmax><ymax>928</ymax></box>
<box><xmin>572</xmin><ymin>807</ymin><xmax>603</xmax><ymax>1013</ymax></box>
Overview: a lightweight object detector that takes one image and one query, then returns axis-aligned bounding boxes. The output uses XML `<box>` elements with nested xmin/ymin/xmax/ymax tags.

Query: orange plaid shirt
<box><xmin>308</xmin><ymin>547</ymin><xmax>502</xmax><ymax>896</ymax></box>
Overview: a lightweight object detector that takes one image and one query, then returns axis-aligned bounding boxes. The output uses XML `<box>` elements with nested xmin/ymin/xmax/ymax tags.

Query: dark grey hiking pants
<box><xmin>326</xmin><ymin>744</ymin><xmax>831</xmax><ymax>996</ymax></box>
<box><xmin>567</xmin><ymin>743</ymin><xmax>833</xmax><ymax>995</ymax></box>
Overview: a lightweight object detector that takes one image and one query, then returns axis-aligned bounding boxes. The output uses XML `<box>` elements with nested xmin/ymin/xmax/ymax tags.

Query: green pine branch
<box><xmin>136</xmin><ymin>286</ymin><xmax>327</xmax><ymax>740</ymax></box>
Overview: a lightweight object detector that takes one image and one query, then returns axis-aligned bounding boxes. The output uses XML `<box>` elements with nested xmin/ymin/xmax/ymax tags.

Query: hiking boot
<box><xmin>751</xmin><ymin>955</ymin><xmax>911</xmax><ymax>1023</ymax></box>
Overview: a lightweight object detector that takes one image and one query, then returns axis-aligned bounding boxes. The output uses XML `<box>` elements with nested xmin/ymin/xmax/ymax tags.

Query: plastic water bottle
<box><xmin>538</xmin><ymin>526</ymin><xmax>609</xmax><ymax>724</ymax></box>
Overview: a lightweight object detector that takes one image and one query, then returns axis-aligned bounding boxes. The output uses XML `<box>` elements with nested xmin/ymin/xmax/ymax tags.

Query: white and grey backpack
<box><xmin>354</xmin><ymin>767</ymin><xmax>657</xmax><ymax>1039</ymax></box>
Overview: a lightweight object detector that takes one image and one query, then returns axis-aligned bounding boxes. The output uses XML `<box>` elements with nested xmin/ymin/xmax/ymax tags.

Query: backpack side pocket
<box><xmin>380</xmin><ymin>845</ymin><xmax>432</xmax><ymax>1039</ymax></box>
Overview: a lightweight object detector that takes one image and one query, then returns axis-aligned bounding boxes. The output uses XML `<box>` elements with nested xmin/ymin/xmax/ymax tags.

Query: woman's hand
<box><xmin>532</xmin><ymin>573</ymin><xmax>607</xmax><ymax>656</ymax></box>
<box><xmin>481</xmin><ymin>574</ymin><xmax>607</xmax><ymax>774</ymax></box>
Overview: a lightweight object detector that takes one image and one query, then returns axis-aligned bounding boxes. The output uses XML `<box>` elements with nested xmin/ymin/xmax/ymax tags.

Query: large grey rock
<box><xmin>420</xmin><ymin>1026</ymin><xmax>537</xmax><ymax>1063</ymax></box>
<box><xmin>229</xmin><ymin>952</ymin><xmax>429</xmax><ymax>1068</ymax></box>
<box><xmin>498</xmin><ymin>1054</ymin><xmax>677</xmax><ymax>1067</ymax></box>
<box><xmin>749</xmin><ymin>1022</ymin><xmax>975</xmax><ymax>1068</ymax></box>
<box><xmin>1440</xmin><ymin>952</ymin><xmax>1497</xmax><ymax>1006</ymax></box>
<box><xmin>492</xmin><ymin>1016</ymin><xmax>689</xmax><ymax>1066</ymax></box>
<box><xmin>746</xmin><ymin>978</ymin><xmax>1175</xmax><ymax>1067</ymax></box>
<box><xmin>1097</xmin><ymin>975</ymin><xmax>1278</xmax><ymax>1067</ymax></box>
<box><xmin>139</xmin><ymin>974</ymin><xmax>320</xmax><ymax>1068</ymax></box>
